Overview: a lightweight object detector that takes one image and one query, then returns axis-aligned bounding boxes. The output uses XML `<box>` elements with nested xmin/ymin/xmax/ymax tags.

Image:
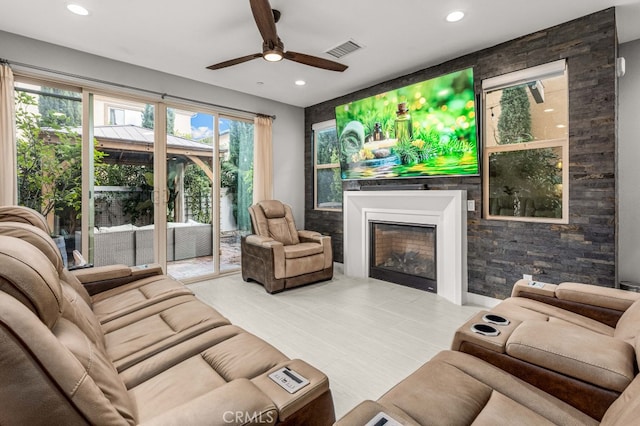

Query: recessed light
<box><xmin>446</xmin><ymin>11</ymin><xmax>465</xmax><ymax>22</ymax></box>
<box><xmin>544</xmin><ymin>108</ymin><xmax>555</xmax><ymax>112</ymax></box>
<box><xmin>67</xmin><ymin>4</ymin><xmax>89</xmax><ymax>16</ymax></box>
<box><xmin>295</xmin><ymin>80</ymin><xmax>306</xmax><ymax>86</ymax></box>
<box><xmin>556</xmin><ymin>124</ymin><xmax>566</xmax><ymax>128</ymax></box>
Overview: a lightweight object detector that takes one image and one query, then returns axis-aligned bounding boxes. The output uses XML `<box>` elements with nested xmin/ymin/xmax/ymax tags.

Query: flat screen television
<box><xmin>335</xmin><ymin>67</ymin><xmax>478</xmax><ymax>180</ymax></box>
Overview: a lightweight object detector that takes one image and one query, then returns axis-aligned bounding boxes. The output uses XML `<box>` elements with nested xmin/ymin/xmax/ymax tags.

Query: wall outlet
<box><xmin>523</xmin><ymin>274</ymin><xmax>533</xmax><ymax>281</ymax></box>
<box><xmin>467</xmin><ymin>200</ymin><xmax>475</xmax><ymax>211</ymax></box>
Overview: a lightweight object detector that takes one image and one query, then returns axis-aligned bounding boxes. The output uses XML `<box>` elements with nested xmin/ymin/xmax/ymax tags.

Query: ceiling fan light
<box><xmin>263</xmin><ymin>50</ymin><xmax>283</xmax><ymax>62</ymax></box>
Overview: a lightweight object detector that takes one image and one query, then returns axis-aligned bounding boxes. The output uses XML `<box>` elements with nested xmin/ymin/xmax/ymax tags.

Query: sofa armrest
<box><xmin>334</xmin><ymin>400</ymin><xmax>420</xmax><ymax>426</ymax></box>
<box><xmin>73</xmin><ymin>264</ymin><xmax>132</xmax><ymax>284</ymax></box>
<box><xmin>73</xmin><ymin>263</ymin><xmax>164</xmax><ymax>296</ymax></box>
<box><xmin>556</xmin><ymin>282</ymin><xmax>640</xmax><ymax>311</ymax></box>
<box><xmin>142</xmin><ymin>379</ymin><xmax>278</xmax><ymax>426</ymax></box>
<box><xmin>506</xmin><ymin>321</ymin><xmax>635</xmax><ymax>392</ymax></box>
<box><xmin>511</xmin><ymin>279</ymin><xmax>558</xmax><ymax>298</ymax></box>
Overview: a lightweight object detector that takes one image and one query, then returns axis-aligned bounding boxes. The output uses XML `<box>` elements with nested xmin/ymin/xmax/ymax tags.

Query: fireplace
<box><xmin>369</xmin><ymin>221</ymin><xmax>436</xmax><ymax>292</ymax></box>
<box><xmin>343</xmin><ymin>190</ymin><xmax>467</xmax><ymax>305</ymax></box>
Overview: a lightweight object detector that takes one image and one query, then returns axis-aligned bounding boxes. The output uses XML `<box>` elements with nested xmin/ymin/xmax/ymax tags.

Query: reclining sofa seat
<box><xmin>449</xmin><ymin>280</ymin><xmax>640</xmax><ymax>420</ymax></box>
<box><xmin>335</xmin><ymin>348</ymin><xmax>640</xmax><ymax>426</ymax></box>
<box><xmin>0</xmin><ymin>206</ymin><xmax>193</xmax><ymax>323</ymax></box>
<box><xmin>242</xmin><ymin>200</ymin><xmax>333</xmax><ymax>293</ymax></box>
<box><xmin>0</xmin><ymin>236</ymin><xmax>335</xmax><ymax>425</ymax></box>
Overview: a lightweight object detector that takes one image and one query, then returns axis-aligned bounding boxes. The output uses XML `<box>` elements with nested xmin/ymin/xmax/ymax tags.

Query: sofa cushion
<box><xmin>491</xmin><ymin>297</ymin><xmax>616</xmax><ymax>336</ymax></box>
<box><xmin>104</xmin><ymin>296</ymin><xmax>230</xmax><ymax>372</ymax></box>
<box><xmin>0</xmin><ymin>292</ymin><xmax>136</xmax><ymax>425</ymax></box>
<box><xmin>614</xmin><ymin>299</ymin><xmax>640</xmax><ymax>344</ymax></box>
<box><xmin>254</xmin><ymin>200</ymin><xmax>300</xmax><ymax>245</ymax></box>
<box><xmin>285</xmin><ymin>254</ymin><xmax>325</xmax><ymax>278</ymax></box>
<box><xmin>506</xmin><ymin>321</ymin><xmax>636</xmax><ymax>392</ymax></box>
<box><xmin>54</xmin><ymin>317</ymin><xmax>138</xmax><ymax>425</ymax></box>
<box><xmin>0</xmin><ymin>205</ymin><xmax>50</xmax><ymax>233</ymax></box>
<box><xmin>0</xmin><ymin>236</ymin><xmax>62</xmax><ymax>328</ymax></box>
<box><xmin>376</xmin><ymin>350</ymin><xmax>598</xmax><ymax>425</ymax></box>
<box><xmin>284</xmin><ymin>242</ymin><xmax>324</xmax><ymax>259</ymax></box>
<box><xmin>90</xmin><ymin>275</ymin><xmax>193</xmax><ymax>323</ymax></box>
<box><xmin>258</xmin><ymin>200</ymin><xmax>286</xmax><ymax>219</ymax></box>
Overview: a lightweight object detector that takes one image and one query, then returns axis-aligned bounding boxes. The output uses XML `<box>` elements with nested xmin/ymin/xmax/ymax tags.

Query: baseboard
<box><xmin>465</xmin><ymin>292</ymin><xmax>501</xmax><ymax>308</ymax></box>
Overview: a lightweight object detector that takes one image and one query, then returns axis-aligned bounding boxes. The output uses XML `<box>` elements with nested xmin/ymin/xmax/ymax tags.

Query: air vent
<box><xmin>325</xmin><ymin>40</ymin><xmax>362</xmax><ymax>59</ymax></box>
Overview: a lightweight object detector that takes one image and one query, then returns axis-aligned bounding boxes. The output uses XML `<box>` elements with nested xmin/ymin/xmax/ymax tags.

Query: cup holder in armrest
<box><xmin>471</xmin><ymin>323</ymin><xmax>500</xmax><ymax>337</ymax></box>
<box><xmin>482</xmin><ymin>313</ymin><xmax>510</xmax><ymax>326</ymax></box>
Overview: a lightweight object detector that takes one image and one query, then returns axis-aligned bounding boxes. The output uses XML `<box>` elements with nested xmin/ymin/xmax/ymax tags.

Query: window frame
<box><xmin>312</xmin><ymin>119</ymin><xmax>342</xmax><ymax>211</ymax></box>
<box><xmin>482</xmin><ymin>60</ymin><xmax>569</xmax><ymax>224</ymax></box>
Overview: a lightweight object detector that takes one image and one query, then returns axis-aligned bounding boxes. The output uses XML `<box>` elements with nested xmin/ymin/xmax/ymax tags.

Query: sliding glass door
<box><xmin>14</xmin><ymin>80</ymin><xmax>83</xmax><ymax>267</ymax></box>
<box><xmin>219</xmin><ymin>117</ymin><xmax>254</xmax><ymax>272</ymax></box>
<box><xmin>13</xmin><ymin>76</ymin><xmax>253</xmax><ymax>280</ymax></box>
<box><xmin>164</xmin><ymin>108</ymin><xmax>216</xmax><ymax>280</ymax></box>
<box><xmin>87</xmin><ymin>94</ymin><xmax>157</xmax><ymax>268</ymax></box>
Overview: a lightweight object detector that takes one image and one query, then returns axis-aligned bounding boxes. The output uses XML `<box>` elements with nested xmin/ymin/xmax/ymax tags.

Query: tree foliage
<box><xmin>15</xmin><ymin>91</ymin><xmax>104</xmax><ymax>233</ymax></box>
<box><xmin>223</xmin><ymin>121</ymin><xmax>254</xmax><ymax>231</ymax></box>
<box><xmin>490</xmin><ymin>85</ymin><xmax>561</xmax><ymax>217</ymax></box>
<box><xmin>497</xmin><ymin>86</ymin><xmax>532</xmax><ymax>144</ymax></box>
<box><xmin>141</xmin><ymin>104</ymin><xmax>175</xmax><ymax>135</ymax></box>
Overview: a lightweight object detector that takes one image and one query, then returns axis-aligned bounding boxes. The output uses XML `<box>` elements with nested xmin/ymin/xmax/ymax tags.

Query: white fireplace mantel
<box><xmin>343</xmin><ymin>190</ymin><xmax>468</xmax><ymax>305</ymax></box>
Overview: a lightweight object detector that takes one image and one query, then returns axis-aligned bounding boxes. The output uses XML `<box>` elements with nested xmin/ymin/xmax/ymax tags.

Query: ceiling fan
<box><xmin>206</xmin><ymin>0</ymin><xmax>348</xmax><ymax>72</ymax></box>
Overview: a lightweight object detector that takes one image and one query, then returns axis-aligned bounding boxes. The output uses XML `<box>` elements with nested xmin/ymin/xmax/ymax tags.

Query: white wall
<box><xmin>0</xmin><ymin>30</ymin><xmax>306</xmax><ymax>225</ymax></box>
<box><xmin>619</xmin><ymin>39</ymin><xmax>640</xmax><ymax>284</ymax></box>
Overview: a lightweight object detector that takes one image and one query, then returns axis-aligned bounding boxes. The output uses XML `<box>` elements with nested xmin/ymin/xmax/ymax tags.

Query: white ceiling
<box><xmin>1</xmin><ymin>0</ymin><xmax>639</xmax><ymax>108</ymax></box>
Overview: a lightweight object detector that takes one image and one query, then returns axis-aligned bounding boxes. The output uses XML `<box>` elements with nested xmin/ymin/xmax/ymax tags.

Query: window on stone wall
<box><xmin>313</xmin><ymin>119</ymin><xmax>343</xmax><ymax>210</ymax></box>
<box><xmin>483</xmin><ymin>60</ymin><xmax>569</xmax><ymax>223</ymax></box>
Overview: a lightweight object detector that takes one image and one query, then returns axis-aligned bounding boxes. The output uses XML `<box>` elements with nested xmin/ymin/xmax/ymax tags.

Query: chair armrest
<box><xmin>142</xmin><ymin>379</ymin><xmax>278</xmax><ymax>426</ymax></box>
<box><xmin>245</xmin><ymin>234</ymin><xmax>281</xmax><ymax>248</ymax></box>
<box><xmin>506</xmin><ymin>321</ymin><xmax>635</xmax><ymax>392</ymax></box>
<box><xmin>556</xmin><ymin>282</ymin><xmax>640</xmax><ymax>311</ymax></box>
<box><xmin>297</xmin><ymin>229</ymin><xmax>321</xmax><ymax>240</ymax></box>
<box><xmin>243</xmin><ymin>235</ymin><xmax>285</xmax><ymax>280</ymax></box>
<box><xmin>298</xmin><ymin>229</ymin><xmax>330</xmax><ymax>245</ymax></box>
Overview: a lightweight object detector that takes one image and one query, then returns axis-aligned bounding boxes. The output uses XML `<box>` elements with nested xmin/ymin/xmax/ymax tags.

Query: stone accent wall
<box><xmin>305</xmin><ymin>9</ymin><xmax>617</xmax><ymax>299</ymax></box>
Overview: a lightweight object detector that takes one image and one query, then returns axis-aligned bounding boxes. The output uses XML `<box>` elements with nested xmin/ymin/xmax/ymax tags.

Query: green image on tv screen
<box><xmin>335</xmin><ymin>67</ymin><xmax>478</xmax><ymax>180</ymax></box>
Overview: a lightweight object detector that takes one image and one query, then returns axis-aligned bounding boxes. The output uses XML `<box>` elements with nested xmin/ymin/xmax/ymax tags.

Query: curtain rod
<box><xmin>2</xmin><ymin>58</ymin><xmax>276</xmax><ymax>120</ymax></box>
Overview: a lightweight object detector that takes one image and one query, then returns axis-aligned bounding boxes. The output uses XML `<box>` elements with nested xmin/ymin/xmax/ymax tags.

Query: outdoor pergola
<box><xmin>90</xmin><ymin>125</ymin><xmax>226</xmax><ymax>223</ymax></box>
<box><xmin>92</xmin><ymin>124</ymin><xmax>218</xmax><ymax>181</ymax></box>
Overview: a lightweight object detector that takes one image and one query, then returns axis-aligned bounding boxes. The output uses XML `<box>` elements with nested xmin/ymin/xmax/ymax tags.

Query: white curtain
<box><xmin>0</xmin><ymin>64</ymin><xmax>16</xmax><ymax>206</ymax></box>
<box><xmin>253</xmin><ymin>115</ymin><xmax>273</xmax><ymax>202</ymax></box>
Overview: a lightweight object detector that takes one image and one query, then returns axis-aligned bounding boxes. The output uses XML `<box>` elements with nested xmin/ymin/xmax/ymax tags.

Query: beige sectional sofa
<box><xmin>0</xmin><ymin>206</ymin><xmax>335</xmax><ymax>425</ymax></box>
<box><xmin>336</xmin><ymin>280</ymin><xmax>640</xmax><ymax>425</ymax></box>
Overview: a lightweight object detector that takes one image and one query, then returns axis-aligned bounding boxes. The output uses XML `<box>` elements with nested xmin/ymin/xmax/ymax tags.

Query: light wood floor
<box><xmin>188</xmin><ymin>264</ymin><xmax>482</xmax><ymax>419</ymax></box>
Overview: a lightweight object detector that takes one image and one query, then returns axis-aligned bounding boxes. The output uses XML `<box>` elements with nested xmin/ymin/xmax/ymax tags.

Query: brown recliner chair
<box><xmin>242</xmin><ymin>200</ymin><xmax>333</xmax><ymax>293</ymax></box>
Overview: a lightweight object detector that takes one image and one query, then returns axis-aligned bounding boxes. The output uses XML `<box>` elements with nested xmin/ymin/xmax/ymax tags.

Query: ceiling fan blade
<box><xmin>284</xmin><ymin>51</ymin><xmax>348</xmax><ymax>72</ymax></box>
<box><xmin>206</xmin><ymin>53</ymin><xmax>262</xmax><ymax>70</ymax></box>
<box><xmin>250</xmin><ymin>0</ymin><xmax>278</xmax><ymax>43</ymax></box>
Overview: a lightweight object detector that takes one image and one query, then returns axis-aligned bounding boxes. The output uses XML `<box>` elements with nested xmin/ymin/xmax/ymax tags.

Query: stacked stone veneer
<box><xmin>305</xmin><ymin>8</ymin><xmax>617</xmax><ymax>299</ymax></box>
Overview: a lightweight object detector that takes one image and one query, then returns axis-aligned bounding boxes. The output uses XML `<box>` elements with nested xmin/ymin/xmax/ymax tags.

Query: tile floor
<box><xmin>188</xmin><ymin>264</ymin><xmax>482</xmax><ymax>419</ymax></box>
